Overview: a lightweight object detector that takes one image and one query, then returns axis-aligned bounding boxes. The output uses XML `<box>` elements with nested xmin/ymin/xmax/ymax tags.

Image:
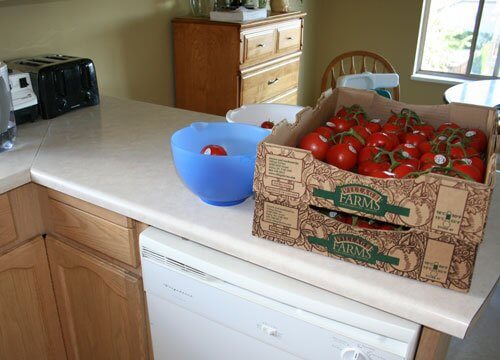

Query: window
<box><xmin>414</xmin><ymin>0</ymin><xmax>499</xmax><ymax>83</ymax></box>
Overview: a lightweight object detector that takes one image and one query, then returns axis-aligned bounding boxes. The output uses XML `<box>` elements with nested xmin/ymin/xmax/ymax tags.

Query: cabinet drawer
<box><xmin>277</xmin><ymin>21</ymin><xmax>302</xmax><ymax>55</ymax></box>
<box><xmin>265</xmin><ymin>88</ymin><xmax>298</xmax><ymax>105</ymax></box>
<box><xmin>49</xmin><ymin>199</ymin><xmax>138</xmax><ymax>267</ymax></box>
<box><xmin>241</xmin><ymin>57</ymin><xmax>300</xmax><ymax>104</ymax></box>
<box><xmin>242</xmin><ymin>29</ymin><xmax>277</xmax><ymax>66</ymax></box>
<box><xmin>0</xmin><ymin>194</ymin><xmax>16</xmax><ymax>248</ymax></box>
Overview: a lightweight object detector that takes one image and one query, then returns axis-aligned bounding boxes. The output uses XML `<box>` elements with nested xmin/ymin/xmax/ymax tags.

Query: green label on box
<box><xmin>308</xmin><ymin>234</ymin><xmax>399</xmax><ymax>265</ymax></box>
<box><xmin>313</xmin><ymin>185</ymin><xmax>410</xmax><ymax>217</ymax></box>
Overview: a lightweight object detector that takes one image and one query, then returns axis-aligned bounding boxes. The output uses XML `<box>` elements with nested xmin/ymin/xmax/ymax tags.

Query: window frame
<box><xmin>413</xmin><ymin>0</ymin><xmax>500</xmax><ymax>84</ymax></box>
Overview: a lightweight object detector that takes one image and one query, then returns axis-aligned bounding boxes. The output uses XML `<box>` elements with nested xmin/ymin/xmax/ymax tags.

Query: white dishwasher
<box><xmin>140</xmin><ymin>227</ymin><xmax>421</xmax><ymax>360</ymax></box>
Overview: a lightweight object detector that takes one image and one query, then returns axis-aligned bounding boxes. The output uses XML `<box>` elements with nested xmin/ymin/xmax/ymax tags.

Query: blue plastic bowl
<box><xmin>171</xmin><ymin>122</ymin><xmax>270</xmax><ymax>206</ymax></box>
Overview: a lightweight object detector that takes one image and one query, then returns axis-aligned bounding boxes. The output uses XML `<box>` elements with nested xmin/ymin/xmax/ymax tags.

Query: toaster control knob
<box><xmin>84</xmin><ymin>91</ymin><xmax>96</xmax><ymax>104</ymax></box>
<box><xmin>57</xmin><ymin>98</ymin><xmax>68</xmax><ymax>110</ymax></box>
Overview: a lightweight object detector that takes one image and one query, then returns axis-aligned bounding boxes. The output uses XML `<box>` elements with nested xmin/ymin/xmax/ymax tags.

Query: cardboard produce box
<box><xmin>253</xmin><ymin>195</ymin><xmax>478</xmax><ymax>291</ymax></box>
<box><xmin>253</xmin><ymin>88</ymin><xmax>497</xmax><ymax>244</ymax></box>
<box><xmin>251</xmin><ymin>88</ymin><xmax>497</xmax><ymax>291</ymax></box>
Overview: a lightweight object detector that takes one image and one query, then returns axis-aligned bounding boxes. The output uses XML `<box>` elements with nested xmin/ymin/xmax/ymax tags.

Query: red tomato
<box><xmin>394</xmin><ymin>143</ymin><xmax>421</xmax><ymax>160</ymax></box>
<box><xmin>366</xmin><ymin>132</ymin><xmax>396</xmax><ymax>151</ymax></box>
<box><xmin>326</xmin><ymin>143</ymin><xmax>358</xmax><ymax>170</ymax></box>
<box><xmin>357</xmin><ymin>218</ymin><xmax>381</xmax><ymax>229</ymax></box>
<box><xmin>453</xmin><ymin>157</ymin><xmax>485</xmax><ymax>177</ymax></box>
<box><xmin>449</xmin><ymin>145</ymin><xmax>479</xmax><ymax>159</ymax></box>
<box><xmin>418</xmin><ymin>141</ymin><xmax>432</xmax><ymax>154</ymax></box>
<box><xmin>326</xmin><ymin>116</ymin><xmax>353</xmax><ymax>134</ymax></box>
<box><xmin>200</xmin><ymin>145</ymin><xmax>227</xmax><ymax>156</ymax></box>
<box><xmin>369</xmin><ymin>170</ymin><xmax>395</xmax><ymax>179</ymax></box>
<box><xmin>413</xmin><ymin>124</ymin><xmax>435</xmax><ymax>139</ymax></box>
<box><xmin>387</xmin><ymin>109</ymin><xmax>420</xmax><ymax>130</ymax></box>
<box><xmin>260</xmin><ymin>121</ymin><xmax>274</xmax><ymax>129</ymax></box>
<box><xmin>314</xmin><ymin>126</ymin><xmax>334</xmax><ymax>141</ymax></box>
<box><xmin>358</xmin><ymin>146</ymin><xmax>389</xmax><ymax>164</ymax></box>
<box><xmin>464</xmin><ymin>129</ymin><xmax>487</xmax><ymax>153</ymax></box>
<box><xmin>403</xmin><ymin>132</ymin><xmax>427</xmax><ymax>148</ymax></box>
<box><xmin>400</xmin><ymin>157</ymin><xmax>420</xmax><ymax>169</ymax></box>
<box><xmin>335</xmin><ymin>106</ymin><xmax>349</xmax><ymax>118</ymax></box>
<box><xmin>420</xmin><ymin>162</ymin><xmax>437</xmax><ymax>171</ymax></box>
<box><xmin>383</xmin><ymin>131</ymin><xmax>400</xmax><ymax>149</ymax></box>
<box><xmin>335</xmin><ymin>213</ymin><xmax>353</xmax><ymax>225</ymax></box>
<box><xmin>420</xmin><ymin>152</ymin><xmax>449</xmax><ymax>168</ymax></box>
<box><xmin>377</xmin><ymin>223</ymin><xmax>397</xmax><ymax>231</ymax></box>
<box><xmin>340</xmin><ymin>135</ymin><xmax>364</xmax><ymax>152</ymax></box>
<box><xmin>393</xmin><ymin>164</ymin><xmax>416</xmax><ymax>179</ymax></box>
<box><xmin>437</xmin><ymin>122</ymin><xmax>460</xmax><ymax>133</ymax></box>
<box><xmin>352</xmin><ymin>125</ymin><xmax>372</xmax><ymax>141</ymax></box>
<box><xmin>299</xmin><ymin>133</ymin><xmax>329</xmax><ymax>161</ymax></box>
<box><xmin>469</xmin><ymin>157</ymin><xmax>486</xmax><ymax>175</ymax></box>
<box><xmin>349</xmin><ymin>107</ymin><xmax>368</xmax><ymax>124</ymax></box>
<box><xmin>366</xmin><ymin>119</ymin><xmax>382</xmax><ymax>134</ymax></box>
<box><xmin>382</xmin><ymin>122</ymin><xmax>404</xmax><ymax>134</ymax></box>
<box><xmin>452</xmin><ymin>163</ymin><xmax>482</xmax><ymax>182</ymax></box>
<box><xmin>432</xmin><ymin>135</ymin><xmax>450</xmax><ymax>153</ymax></box>
<box><xmin>358</xmin><ymin>160</ymin><xmax>390</xmax><ymax>176</ymax></box>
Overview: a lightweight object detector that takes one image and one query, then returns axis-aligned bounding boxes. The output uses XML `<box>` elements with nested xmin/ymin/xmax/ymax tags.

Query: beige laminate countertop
<box><xmin>0</xmin><ymin>120</ymin><xmax>49</xmax><ymax>194</ymax></box>
<box><xmin>1</xmin><ymin>96</ymin><xmax>499</xmax><ymax>339</ymax></box>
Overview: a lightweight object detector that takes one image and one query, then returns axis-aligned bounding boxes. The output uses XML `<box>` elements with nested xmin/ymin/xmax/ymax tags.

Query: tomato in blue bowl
<box><xmin>171</xmin><ymin>122</ymin><xmax>270</xmax><ymax>206</ymax></box>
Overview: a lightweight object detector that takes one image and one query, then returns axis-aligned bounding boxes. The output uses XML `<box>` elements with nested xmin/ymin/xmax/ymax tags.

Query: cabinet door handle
<box><xmin>287</xmin><ymin>36</ymin><xmax>293</xmax><ymax>40</ymax></box>
<box><xmin>268</xmin><ymin>78</ymin><xmax>279</xmax><ymax>85</ymax></box>
<box><xmin>257</xmin><ymin>43</ymin><xmax>266</xmax><ymax>48</ymax></box>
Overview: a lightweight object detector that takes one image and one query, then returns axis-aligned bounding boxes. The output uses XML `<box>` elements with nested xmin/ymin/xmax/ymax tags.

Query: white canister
<box><xmin>0</xmin><ymin>61</ymin><xmax>17</xmax><ymax>152</ymax></box>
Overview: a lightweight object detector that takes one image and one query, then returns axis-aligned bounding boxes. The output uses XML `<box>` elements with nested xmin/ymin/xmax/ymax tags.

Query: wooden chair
<box><xmin>320</xmin><ymin>50</ymin><xmax>400</xmax><ymax>101</ymax></box>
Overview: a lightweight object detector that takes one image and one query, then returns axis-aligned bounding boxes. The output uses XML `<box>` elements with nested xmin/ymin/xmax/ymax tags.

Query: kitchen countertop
<box><xmin>3</xmin><ymin>97</ymin><xmax>499</xmax><ymax>339</ymax></box>
<box><xmin>0</xmin><ymin>120</ymin><xmax>49</xmax><ymax>194</ymax></box>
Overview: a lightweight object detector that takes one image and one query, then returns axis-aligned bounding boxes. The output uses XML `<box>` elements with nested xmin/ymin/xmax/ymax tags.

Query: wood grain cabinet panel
<box><xmin>0</xmin><ymin>183</ymin><xmax>45</xmax><ymax>251</ymax></box>
<box><xmin>49</xmin><ymin>199</ymin><xmax>138</xmax><ymax>267</ymax></box>
<box><xmin>0</xmin><ymin>193</ymin><xmax>16</xmax><ymax>247</ymax></box>
<box><xmin>265</xmin><ymin>88</ymin><xmax>298</xmax><ymax>105</ymax></box>
<box><xmin>173</xmin><ymin>12</ymin><xmax>306</xmax><ymax>116</ymax></box>
<box><xmin>0</xmin><ymin>237</ymin><xmax>66</xmax><ymax>360</ymax></box>
<box><xmin>241</xmin><ymin>56</ymin><xmax>300</xmax><ymax>104</ymax></box>
<box><xmin>46</xmin><ymin>236</ymin><xmax>149</xmax><ymax>360</ymax></box>
<box><xmin>277</xmin><ymin>20</ymin><xmax>302</xmax><ymax>55</ymax></box>
<box><xmin>241</xmin><ymin>28</ymin><xmax>277</xmax><ymax>66</ymax></box>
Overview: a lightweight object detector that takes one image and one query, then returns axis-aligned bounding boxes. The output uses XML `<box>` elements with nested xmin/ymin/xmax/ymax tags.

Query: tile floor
<box><xmin>446</xmin><ymin>283</ymin><xmax>499</xmax><ymax>359</ymax></box>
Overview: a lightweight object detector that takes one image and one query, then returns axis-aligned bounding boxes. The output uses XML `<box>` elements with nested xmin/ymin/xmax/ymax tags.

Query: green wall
<box><xmin>0</xmin><ymin>0</ymin><xmax>451</xmax><ymax>108</ymax></box>
<box><xmin>0</xmin><ymin>0</ymin><xmax>190</xmax><ymax>106</ymax></box>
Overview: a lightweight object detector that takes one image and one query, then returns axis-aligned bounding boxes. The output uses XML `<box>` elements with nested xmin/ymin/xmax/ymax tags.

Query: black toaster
<box><xmin>7</xmin><ymin>55</ymin><xmax>99</xmax><ymax>119</ymax></box>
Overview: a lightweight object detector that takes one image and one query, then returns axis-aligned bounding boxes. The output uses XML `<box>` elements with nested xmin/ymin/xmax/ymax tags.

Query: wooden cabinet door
<box><xmin>0</xmin><ymin>237</ymin><xmax>66</xmax><ymax>360</ymax></box>
<box><xmin>46</xmin><ymin>236</ymin><xmax>149</xmax><ymax>360</ymax></box>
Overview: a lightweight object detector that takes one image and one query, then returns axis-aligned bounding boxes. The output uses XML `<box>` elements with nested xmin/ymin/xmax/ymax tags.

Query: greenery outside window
<box><xmin>413</xmin><ymin>0</ymin><xmax>499</xmax><ymax>84</ymax></box>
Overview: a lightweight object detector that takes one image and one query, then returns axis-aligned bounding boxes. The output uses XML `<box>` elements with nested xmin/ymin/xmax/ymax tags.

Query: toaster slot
<box><xmin>80</xmin><ymin>65</ymin><xmax>91</xmax><ymax>90</ymax></box>
<box><xmin>30</xmin><ymin>59</ymin><xmax>54</xmax><ymax>64</ymax></box>
<box><xmin>54</xmin><ymin>70</ymin><xmax>67</xmax><ymax>96</ymax></box>
<box><xmin>19</xmin><ymin>61</ymin><xmax>41</xmax><ymax>67</ymax></box>
<box><xmin>45</xmin><ymin>55</ymin><xmax>74</xmax><ymax>60</ymax></box>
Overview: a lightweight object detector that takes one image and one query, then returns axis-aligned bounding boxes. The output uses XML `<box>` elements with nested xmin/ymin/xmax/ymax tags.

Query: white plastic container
<box><xmin>337</xmin><ymin>72</ymin><xmax>399</xmax><ymax>90</ymax></box>
<box><xmin>226</xmin><ymin>103</ymin><xmax>304</xmax><ymax>127</ymax></box>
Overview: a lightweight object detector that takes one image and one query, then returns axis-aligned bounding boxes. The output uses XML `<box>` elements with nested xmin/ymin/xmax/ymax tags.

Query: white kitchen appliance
<box><xmin>9</xmin><ymin>70</ymin><xmax>38</xmax><ymax>124</ymax></box>
<box><xmin>0</xmin><ymin>61</ymin><xmax>16</xmax><ymax>152</ymax></box>
<box><xmin>140</xmin><ymin>227</ymin><xmax>421</xmax><ymax>360</ymax></box>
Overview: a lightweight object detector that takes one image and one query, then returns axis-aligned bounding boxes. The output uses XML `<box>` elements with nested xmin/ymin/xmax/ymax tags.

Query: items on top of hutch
<box><xmin>270</xmin><ymin>0</ymin><xmax>290</xmax><ymax>12</ymax></box>
<box><xmin>173</xmin><ymin>11</ymin><xmax>306</xmax><ymax>116</ymax></box>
